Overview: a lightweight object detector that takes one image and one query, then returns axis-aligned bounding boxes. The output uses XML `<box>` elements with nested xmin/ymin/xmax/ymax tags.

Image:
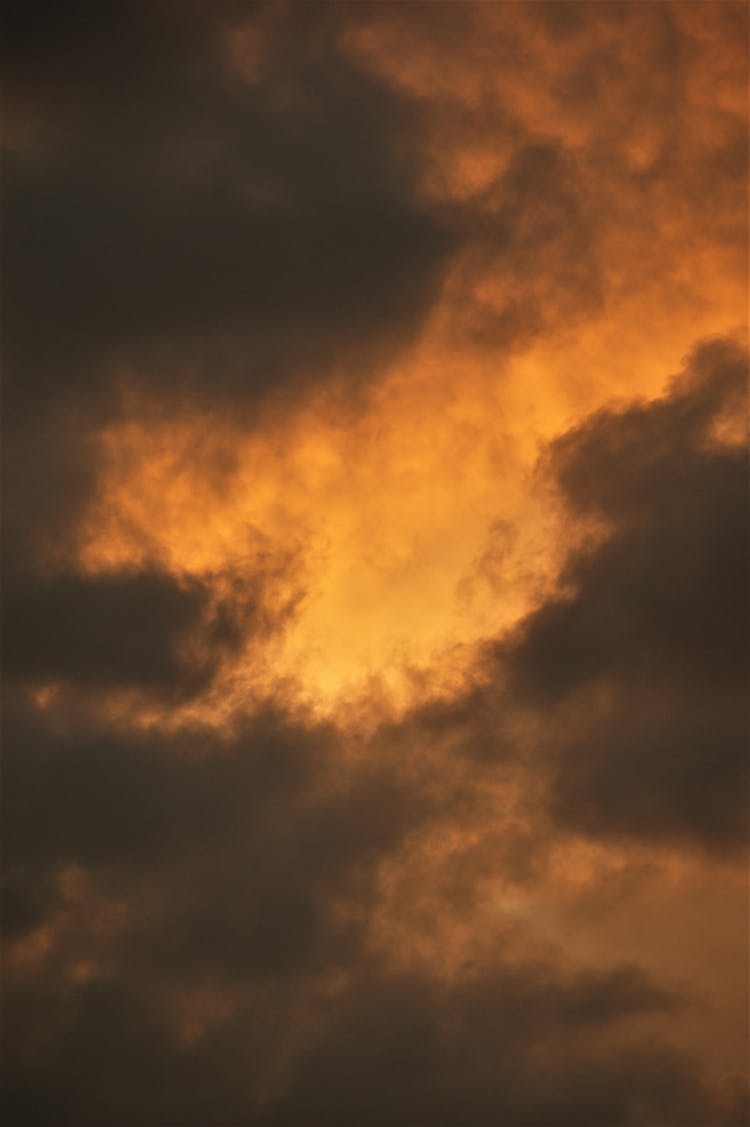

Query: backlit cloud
<box><xmin>2</xmin><ymin>3</ymin><xmax>747</xmax><ymax>1125</ymax></box>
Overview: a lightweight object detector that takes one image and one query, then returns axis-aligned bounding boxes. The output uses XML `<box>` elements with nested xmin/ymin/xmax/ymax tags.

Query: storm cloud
<box><xmin>2</xmin><ymin>3</ymin><xmax>747</xmax><ymax>1125</ymax></box>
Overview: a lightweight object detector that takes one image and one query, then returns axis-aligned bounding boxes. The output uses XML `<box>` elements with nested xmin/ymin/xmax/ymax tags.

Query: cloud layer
<box><xmin>2</xmin><ymin>2</ymin><xmax>747</xmax><ymax>1125</ymax></box>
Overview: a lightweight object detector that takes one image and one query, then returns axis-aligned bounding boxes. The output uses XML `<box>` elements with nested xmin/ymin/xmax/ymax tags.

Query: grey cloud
<box><xmin>1</xmin><ymin>1</ymin><xmax>456</xmax><ymax>644</ymax></box>
<box><xmin>2</xmin><ymin>1</ymin><xmax>453</xmax><ymax>421</ymax></box>
<box><xmin>507</xmin><ymin>337</ymin><xmax>748</xmax><ymax>850</ymax></box>
<box><xmin>1</xmin><ymin>697</ymin><xmax>429</xmax><ymax>969</ymax></box>
<box><xmin>270</xmin><ymin>961</ymin><xmax>716</xmax><ymax>1127</ymax></box>
<box><xmin>3</xmin><ymin>683</ymin><xmax>730</xmax><ymax>1126</ymax></box>
<box><xmin>3</xmin><ymin>568</ymin><xmax>225</xmax><ymax>693</ymax></box>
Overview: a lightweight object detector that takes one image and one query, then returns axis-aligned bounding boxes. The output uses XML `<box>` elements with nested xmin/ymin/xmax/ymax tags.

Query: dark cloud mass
<box><xmin>1</xmin><ymin>0</ymin><xmax>452</xmax><ymax>416</ymax></box>
<box><xmin>3</xmin><ymin>568</ymin><xmax>221</xmax><ymax>690</ymax></box>
<box><xmin>508</xmin><ymin>338</ymin><xmax>749</xmax><ymax>850</ymax></box>
<box><xmin>1</xmin><ymin>692</ymin><xmax>728</xmax><ymax>1126</ymax></box>
<box><xmin>1</xmin><ymin>2</ymin><xmax>748</xmax><ymax>1126</ymax></box>
<box><xmin>1</xmin><ymin>0</ymin><xmax>453</xmax><ymax>607</ymax></box>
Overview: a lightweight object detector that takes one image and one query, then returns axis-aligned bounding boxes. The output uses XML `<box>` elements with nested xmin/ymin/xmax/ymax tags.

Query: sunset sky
<box><xmin>1</xmin><ymin>2</ymin><xmax>748</xmax><ymax>1124</ymax></box>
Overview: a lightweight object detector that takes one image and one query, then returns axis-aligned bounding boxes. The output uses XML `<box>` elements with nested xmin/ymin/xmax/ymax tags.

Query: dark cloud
<box><xmin>0</xmin><ymin>697</ymin><xmax>426</xmax><ymax>964</ymax></box>
<box><xmin>0</xmin><ymin>0</ymin><xmax>223</xmax><ymax>124</ymax></box>
<box><xmin>2</xmin><ymin>953</ymin><xmax>740</xmax><ymax>1127</ymax></box>
<box><xmin>0</xmin><ymin>516</ymin><xmax>299</xmax><ymax>698</ymax></box>
<box><xmin>2</xmin><ymin>682</ymin><xmax>742</xmax><ymax>1126</ymax></box>
<box><xmin>1</xmin><ymin>4</ymin><xmax>747</xmax><ymax>1123</ymax></box>
<box><xmin>3</xmin><ymin>568</ymin><xmax>225</xmax><ymax>692</ymax></box>
<box><xmin>270</xmin><ymin>963</ymin><xmax>714</xmax><ymax>1127</ymax></box>
<box><xmin>2</xmin><ymin>0</ymin><xmax>453</xmax><ymax>420</ymax></box>
<box><xmin>1</xmin><ymin>0</ymin><xmax>456</xmax><ymax>631</ymax></box>
<box><xmin>404</xmin><ymin>337</ymin><xmax>747</xmax><ymax>854</ymax></box>
<box><xmin>0</xmin><ymin>698</ymin><xmax>420</xmax><ymax>1123</ymax></box>
<box><xmin>449</xmin><ymin>139</ymin><xmax>605</xmax><ymax>350</ymax></box>
<box><xmin>3</xmin><ymin>677</ymin><xmax>733</xmax><ymax>1127</ymax></box>
<box><xmin>506</xmin><ymin>337</ymin><xmax>748</xmax><ymax>850</ymax></box>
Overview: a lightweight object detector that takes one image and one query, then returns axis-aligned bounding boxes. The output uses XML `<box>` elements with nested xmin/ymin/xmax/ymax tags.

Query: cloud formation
<box><xmin>2</xmin><ymin>2</ymin><xmax>747</xmax><ymax>1125</ymax></box>
<box><xmin>3</xmin><ymin>690</ymin><xmax>739</xmax><ymax>1127</ymax></box>
<box><xmin>507</xmin><ymin>338</ymin><xmax>748</xmax><ymax>850</ymax></box>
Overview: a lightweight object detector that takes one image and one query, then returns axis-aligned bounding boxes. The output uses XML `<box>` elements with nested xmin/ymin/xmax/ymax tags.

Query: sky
<box><xmin>1</xmin><ymin>2</ymin><xmax>748</xmax><ymax>1124</ymax></box>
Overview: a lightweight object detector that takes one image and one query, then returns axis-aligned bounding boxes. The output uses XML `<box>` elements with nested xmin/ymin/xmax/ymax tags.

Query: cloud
<box><xmin>0</xmin><ymin>696</ymin><xmax>425</xmax><ymax>1122</ymax></box>
<box><xmin>4</xmin><ymin>83</ymin><xmax>746</xmax><ymax>1093</ymax></box>
<box><xmin>1</xmin><ymin>0</ymin><xmax>455</xmax><ymax>630</ymax></box>
<box><xmin>2</xmin><ymin>1</ymin><xmax>453</xmax><ymax>421</ymax></box>
<box><xmin>1</xmin><ymin>3</ymin><xmax>747</xmax><ymax>1124</ymax></box>
<box><xmin>4</xmin><ymin>928</ymin><xmax>721</xmax><ymax>1127</ymax></box>
<box><xmin>3</xmin><ymin>664</ymin><xmax>744</xmax><ymax>1126</ymax></box>
<box><xmin>270</xmin><ymin>962</ymin><xmax>712</xmax><ymax>1127</ymax></box>
<box><xmin>1</xmin><ymin>695</ymin><xmax>427</xmax><ymax>959</ymax></box>
<box><xmin>3</xmin><ymin>568</ymin><xmax>225</xmax><ymax>693</ymax></box>
<box><xmin>501</xmin><ymin>337</ymin><xmax>748</xmax><ymax>851</ymax></box>
<box><xmin>394</xmin><ymin>335</ymin><xmax>747</xmax><ymax>855</ymax></box>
